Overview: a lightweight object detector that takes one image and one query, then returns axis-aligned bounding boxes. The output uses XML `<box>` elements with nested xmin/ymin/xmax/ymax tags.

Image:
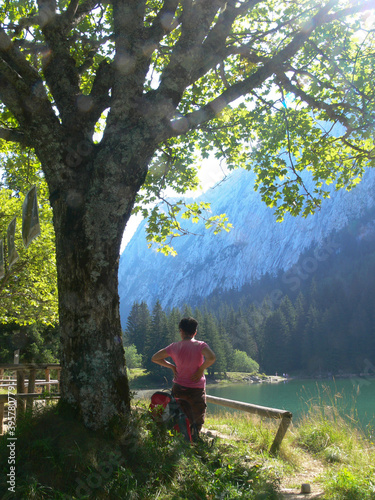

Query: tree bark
<box><xmin>49</xmin><ymin>142</ymin><xmax>150</xmax><ymax>429</ymax></box>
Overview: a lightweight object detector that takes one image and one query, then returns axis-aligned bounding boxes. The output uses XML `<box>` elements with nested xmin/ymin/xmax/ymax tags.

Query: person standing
<box><xmin>151</xmin><ymin>317</ymin><xmax>216</xmax><ymax>432</ymax></box>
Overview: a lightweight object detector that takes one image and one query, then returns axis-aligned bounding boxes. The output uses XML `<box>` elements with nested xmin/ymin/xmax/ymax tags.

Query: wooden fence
<box><xmin>206</xmin><ymin>394</ymin><xmax>292</xmax><ymax>454</ymax></box>
<box><xmin>0</xmin><ymin>364</ymin><xmax>61</xmax><ymax>434</ymax></box>
<box><xmin>0</xmin><ymin>365</ymin><xmax>292</xmax><ymax>454</ymax></box>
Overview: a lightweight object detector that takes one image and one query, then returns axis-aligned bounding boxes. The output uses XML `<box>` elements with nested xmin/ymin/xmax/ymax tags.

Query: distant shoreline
<box><xmin>131</xmin><ymin>370</ymin><xmax>375</xmax><ymax>400</ymax></box>
<box><xmin>132</xmin><ymin>374</ymin><xmax>288</xmax><ymax>400</ymax></box>
<box><xmin>206</xmin><ymin>374</ymin><xmax>288</xmax><ymax>387</ymax></box>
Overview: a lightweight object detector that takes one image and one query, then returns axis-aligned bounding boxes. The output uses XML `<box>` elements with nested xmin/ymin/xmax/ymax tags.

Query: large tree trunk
<box><xmin>50</xmin><ymin>146</ymin><xmax>149</xmax><ymax>429</ymax></box>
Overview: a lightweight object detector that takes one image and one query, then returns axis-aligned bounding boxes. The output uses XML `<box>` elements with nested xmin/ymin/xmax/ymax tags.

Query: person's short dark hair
<box><xmin>179</xmin><ymin>317</ymin><xmax>198</xmax><ymax>337</ymax></box>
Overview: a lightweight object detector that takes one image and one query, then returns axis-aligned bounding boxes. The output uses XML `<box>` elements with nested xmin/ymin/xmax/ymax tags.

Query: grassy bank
<box><xmin>0</xmin><ymin>401</ymin><xmax>280</xmax><ymax>499</ymax></box>
<box><xmin>0</xmin><ymin>391</ymin><xmax>374</xmax><ymax>499</ymax></box>
<box><xmin>295</xmin><ymin>406</ymin><xmax>375</xmax><ymax>499</ymax></box>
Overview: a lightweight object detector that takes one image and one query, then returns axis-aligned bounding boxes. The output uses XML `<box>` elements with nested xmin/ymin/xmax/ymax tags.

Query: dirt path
<box><xmin>203</xmin><ymin>429</ymin><xmax>326</xmax><ymax>499</ymax></box>
<box><xmin>278</xmin><ymin>450</ymin><xmax>326</xmax><ymax>499</ymax></box>
<box><xmin>134</xmin><ymin>393</ymin><xmax>327</xmax><ymax>499</ymax></box>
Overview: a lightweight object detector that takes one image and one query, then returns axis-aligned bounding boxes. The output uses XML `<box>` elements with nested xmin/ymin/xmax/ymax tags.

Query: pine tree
<box><xmin>218</xmin><ymin>319</ymin><xmax>235</xmax><ymax>372</ymax></box>
<box><xmin>200</xmin><ymin>311</ymin><xmax>227</xmax><ymax>377</ymax></box>
<box><xmin>262</xmin><ymin>309</ymin><xmax>291</xmax><ymax>375</ymax></box>
<box><xmin>167</xmin><ymin>307</ymin><xmax>182</xmax><ymax>345</ymax></box>
<box><xmin>247</xmin><ymin>303</ymin><xmax>265</xmax><ymax>361</ymax></box>
<box><xmin>181</xmin><ymin>304</ymin><xmax>194</xmax><ymax>318</ymax></box>
<box><xmin>125</xmin><ymin>302</ymin><xmax>151</xmax><ymax>362</ymax></box>
<box><xmin>290</xmin><ymin>293</ymin><xmax>307</xmax><ymax>371</ymax></box>
<box><xmin>193</xmin><ymin>308</ymin><xmax>205</xmax><ymax>335</ymax></box>
<box><xmin>279</xmin><ymin>296</ymin><xmax>297</xmax><ymax>369</ymax></box>
<box><xmin>145</xmin><ymin>301</ymin><xmax>170</xmax><ymax>379</ymax></box>
<box><xmin>302</xmin><ymin>304</ymin><xmax>322</xmax><ymax>373</ymax></box>
<box><xmin>223</xmin><ymin>307</ymin><xmax>239</xmax><ymax>349</ymax></box>
<box><xmin>236</xmin><ymin>308</ymin><xmax>259</xmax><ymax>361</ymax></box>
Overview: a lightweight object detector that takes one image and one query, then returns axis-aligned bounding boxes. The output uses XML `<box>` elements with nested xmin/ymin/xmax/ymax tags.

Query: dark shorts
<box><xmin>172</xmin><ymin>383</ymin><xmax>207</xmax><ymax>432</ymax></box>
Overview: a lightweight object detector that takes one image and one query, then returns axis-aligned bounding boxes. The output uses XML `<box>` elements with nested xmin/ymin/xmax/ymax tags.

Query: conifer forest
<box><xmin>125</xmin><ymin>220</ymin><xmax>375</xmax><ymax>379</ymax></box>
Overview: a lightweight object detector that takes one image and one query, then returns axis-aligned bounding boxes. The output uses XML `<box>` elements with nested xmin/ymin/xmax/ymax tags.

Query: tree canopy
<box><xmin>1</xmin><ymin>0</ymin><xmax>374</xmax><ymax>234</ymax></box>
<box><xmin>0</xmin><ymin>0</ymin><xmax>374</xmax><ymax>429</ymax></box>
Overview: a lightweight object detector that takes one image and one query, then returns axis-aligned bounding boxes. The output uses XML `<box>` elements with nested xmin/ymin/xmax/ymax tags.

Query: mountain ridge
<box><xmin>118</xmin><ymin>167</ymin><xmax>375</xmax><ymax>325</ymax></box>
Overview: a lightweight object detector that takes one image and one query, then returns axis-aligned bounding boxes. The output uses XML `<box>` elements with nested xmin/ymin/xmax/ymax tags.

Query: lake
<box><xmin>207</xmin><ymin>377</ymin><xmax>375</xmax><ymax>432</ymax></box>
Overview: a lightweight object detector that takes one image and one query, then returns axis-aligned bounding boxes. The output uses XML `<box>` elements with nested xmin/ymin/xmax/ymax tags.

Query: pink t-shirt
<box><xmin>165</xmin><ymin>339</ymin><xmax>208</xmax><ymax>388</ymax></box>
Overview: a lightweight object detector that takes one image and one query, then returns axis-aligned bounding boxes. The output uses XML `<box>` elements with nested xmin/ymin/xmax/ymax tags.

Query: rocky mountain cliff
<box><xmin>118</xmin><ymin>167</ymin><xmax>375</xmax><ymax>325</ymax></box>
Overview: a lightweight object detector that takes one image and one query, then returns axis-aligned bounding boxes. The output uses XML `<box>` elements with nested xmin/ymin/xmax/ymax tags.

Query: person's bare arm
<box><xmin>151</xmin><ymin>348</ymin><xmax>177</xmax><ymax>377</ymax></box>
<box><xmin>191</xmin><ymin>346</ymin><xmax>216</xmax><ymax>382</ymax></box>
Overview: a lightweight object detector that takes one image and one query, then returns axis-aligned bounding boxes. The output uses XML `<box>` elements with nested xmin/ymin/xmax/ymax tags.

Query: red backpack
<box><xmin>149</xmin><ymin>391</ymin><xmax>197</xmax><ymax>442</ymax></box>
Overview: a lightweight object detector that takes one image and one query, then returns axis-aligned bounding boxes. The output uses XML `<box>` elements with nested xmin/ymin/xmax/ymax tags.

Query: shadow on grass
<box><xmin>0</xmin><ymin>401</ymin><xmax>280</xmax><ymax>499</ymax></box>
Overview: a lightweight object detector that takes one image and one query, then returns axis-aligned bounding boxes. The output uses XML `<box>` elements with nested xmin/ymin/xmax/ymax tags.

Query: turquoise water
<box><xmin>207</xmin><ymin>377</ymin><xmax>375</xmax><ymax>430</ymax></box>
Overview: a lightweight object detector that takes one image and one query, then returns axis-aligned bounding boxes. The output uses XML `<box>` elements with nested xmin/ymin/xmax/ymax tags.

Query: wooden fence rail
<box><xmin>1</xmin><ymin>365</ymin><xmax>292</xmax><ymax>455</ymax></box>
<box><xmin>0</xmin><ymin>394</ymin><xmax>61</xmax><ymax>435</ymax></box>
<box><xmin>206</xmin><ymin>394</ymin><xmax>292</xmax><ymax>455</ymax></box>
<box><xmin>0</xmin><ymin>364</ymin><xmax>61</xmax><ymax>435</ymax></box>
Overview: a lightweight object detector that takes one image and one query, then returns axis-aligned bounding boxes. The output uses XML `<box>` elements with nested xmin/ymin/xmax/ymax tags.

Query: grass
<box><xmin>295</xmin><ymin>401</ymin><xmax>375</xmax><ymax>499</ymax></box>
<box><xmin>128</xmin><ymin>368</ymin><xmax>171</xmax><ymax>390</ymax></box>
<box><xmin>0</xmin><ymin>400</ymin><xmax>281</xmax><ymax>499</ymax></box>
<box><xmin>0</xmin><ymin>384</ymin><xmax>374</xmax><ymax>499</ymax></box>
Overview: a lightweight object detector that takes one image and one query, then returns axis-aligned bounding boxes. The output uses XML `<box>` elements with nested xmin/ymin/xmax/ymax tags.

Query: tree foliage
<box><xmin>0</xmin><ymin>0</ymin><xmax>374</xmax><ymax>246</ymax></box>
<box><xmin>0</xmin><ymin>322</ymin><xmax>59</xmax><ymax>363</ymax></box>
<box><xmin>0</xmin><ymin>168</ymin><xmax>57</xmax><ymax>325</ymax></box>
<box><xmin>232</xmin><ymin>349</ymin><xmax>259</xmax><ymax>373</ymax></box>
<box><xmin>123</xmin><ymin>344</ymin><xmax>143</xmax><ymax>369</ymax></box>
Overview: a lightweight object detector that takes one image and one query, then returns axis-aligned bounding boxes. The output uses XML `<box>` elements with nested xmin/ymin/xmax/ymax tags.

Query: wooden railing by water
<box><xmin>206</xmin><ymin>394</ymin><xmax>292</xmax><ymax>455</ymax></box>
<box><xmin>0</xmin><ymin>365</ymin><xmax>292</xmax><ymax>454</ymax></box>
<box><xmin>0</xmin><ymin>364</ymin><xmax>61</xmax><ymax>434</ymax></box>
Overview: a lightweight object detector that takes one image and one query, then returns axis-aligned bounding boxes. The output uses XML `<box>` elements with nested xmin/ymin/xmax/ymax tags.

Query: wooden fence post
<box><xmin>16</xmin><ymin>369</ymin><xmax>26</xmax><ymax>418</ymax></box>
<box><xmin>14</xmin><ymin>350</ymin><xmax>20</xmax><ymax>365</ymax></box>
<box><xmin>45</xmin><ymin>368</ymin><xmax>50</xmax><ymax>394</ymax></box>
<box><xmin>0</xmin><ymin>402</ymin><xmax>4</xmax><ymax>435</ymax></box>
<box><xmin>26</xmin><ymin>369</ymin><xmax>37</xmax><ymax>413</ymax></box>
<box><xmin>269</xmin><ymin>414</ymin><xmax>293</xmax><ymax>455</ymax></box>
<box><xmin>205</xmin><ymin>394</ymin><xmax>293</xmax><ymax>455</ymax></box>
<box><xmin>56</xmin><ymin>368</ymin><xmax>61</xmax><ymax>393</ymax></box>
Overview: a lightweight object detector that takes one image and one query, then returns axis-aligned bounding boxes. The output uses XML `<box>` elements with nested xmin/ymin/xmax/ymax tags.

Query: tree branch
<box><xmin>145</xmin><ymin>0</ymin><xmax>180</xmax><ymax>46</ymax></box>
<box><xmin>112</xmin><ymin>0</ymin><xmax>147</xmax><ymax>55</ymax></box>
<box><xmin>274</xmin><ymin>70</ymin><xmax>354</xmax><ymax>132</ymax></box>
<box><xmin>341</xmin><ymin>138</ymin><xmax>375</xmax><ymax>159</ymax></box>
<box><xmin>77</xmin><ymin>36</ymin><xmax>113</xmax><ymax>75</ymax></box>
<box><xmin>0</xmin><ymin>28</ymin><xmax>56</xmax><ymax>132</ymax></box>
<box><xmin>0</xmin><ymin>28</ymin><xmax>41</xmax><ymax>85</ymax></box>
<box><xmin>7</xmin><ymin>14</ymin><xmax>42</xmax><ymax>35</ymax></box>
<box><xmin>195</xmin><ymin>0</ymin><xmax>262</xmax><ymax>78</ymax></box>
<box><xmin>64</xmin><ymin>0</ymin><xmax>80</xmax><ymax>24</ymax></box>
<box><xmin>161</xmin><ymin>0</ymin><xmax>339</xmax><ymax>140</ymax></box>
<box><xmin>307</xmin><ymin>39</ymin><xmax>371</xmax><ymax>101</ymax></box>
<box><xmin>156</xmin><ymin>0</ymin><xmax>227</xmax><ymax>106</ymax></box>
<box><xmin>36</xmin><ymin>0</ymin><xmax>81</xmax><ymax>130</ymax></box>
<box><xmin>108</xmin><ymin>0</ymin><xmax>150</xmax><ymax>113</ymax></box>
<box><xmin>324</xmin><ymin>0</ymin><xmax>375</xmax><ymax>24</ymax></box>
<box><xmin>0</xmin><ymin>127</ymin><xmax>31</xmax><ymax>146</ymax></box>
<box><xmin>0</xmin><ymin>58</ymin><xmax>39</xmax><ymax>124</ymax></box>
<box><xmin>6</xmin><ymin>0</ymin><xmax>99</xmax><ymax>35</ymax></box>
<box><xmin>81</xmin><ymin>59</ymin><xmax>113</xmax><ymax>133</ymax></box>
<box><xmin>61</xmin><ymin>0</ymin><xmax>102</xmax><ymax>31</ymax></box>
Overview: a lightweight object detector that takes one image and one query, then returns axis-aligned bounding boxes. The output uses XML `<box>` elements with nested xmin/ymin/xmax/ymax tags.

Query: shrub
<box><xmin>124</xmin><ymin>344</ymin><xmax>143</xmax><ymax>369</ymax></box>
<box><xmin>232</xmin><ymin>350</ymin><xmax>259</xmax><ymax>373</ymax></box>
